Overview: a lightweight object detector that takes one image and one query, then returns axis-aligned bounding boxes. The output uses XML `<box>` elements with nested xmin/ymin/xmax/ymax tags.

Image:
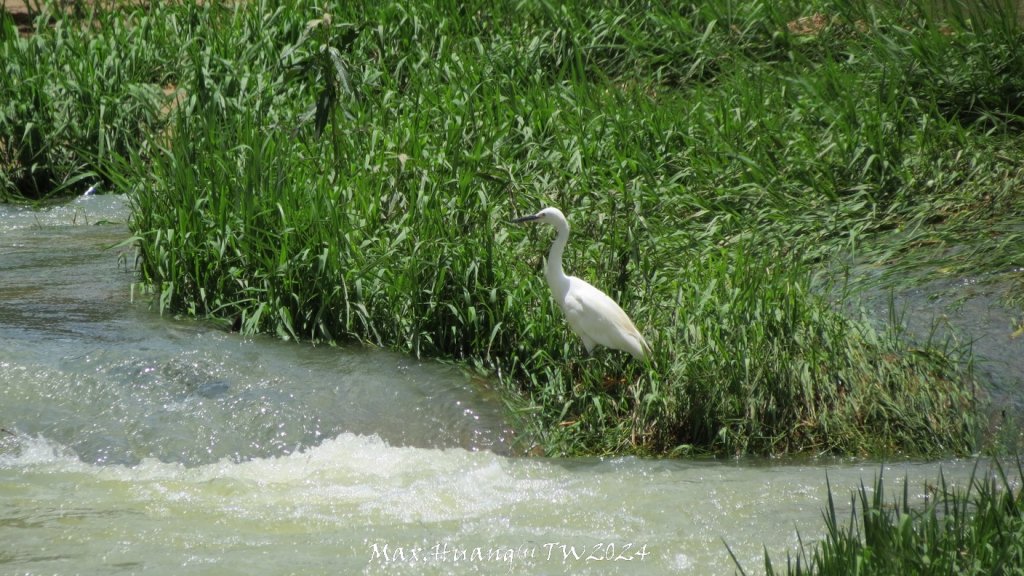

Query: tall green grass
<box><xmin>741</xmin><ymin>460</ymin><xmax>1024</xmax><ymax>575</ymax></box>
<box><xmin>12</xmin><ymin>0</ymin><xmax>1024</xmax><ymax>455</ymax></box>
<box><xmin>0</xmin><ymin>2</ymin><xmax>175</xmax><ymax>199</ymax></box>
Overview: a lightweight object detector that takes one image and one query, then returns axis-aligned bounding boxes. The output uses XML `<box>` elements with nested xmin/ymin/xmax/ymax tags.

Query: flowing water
<box><xmin>0</xmin><ymin>195</ymin><xmax>1006</xmax><ymax>575</ymax></box>
<box><xmin>835</xmin><ymin>259</ymin><xmax>1024</xmax><ymax>419</ymax></box>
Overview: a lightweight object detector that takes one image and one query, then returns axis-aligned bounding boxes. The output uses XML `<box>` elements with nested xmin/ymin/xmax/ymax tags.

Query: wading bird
<box><xmin>512</xmin><ymin>207</ymin><xmax>650</xmax><ymax>360</ymax></box>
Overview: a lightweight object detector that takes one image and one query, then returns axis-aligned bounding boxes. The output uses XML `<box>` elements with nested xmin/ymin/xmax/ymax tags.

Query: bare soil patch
<box><xmin>2</xmin><ymin>0</ymin><xmax>35</xmax><ymax>35</ymax></box>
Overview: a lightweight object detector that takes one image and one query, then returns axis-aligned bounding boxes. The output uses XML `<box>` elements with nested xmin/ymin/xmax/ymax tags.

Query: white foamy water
<box><xmin>0</xmin><ymin>432</ymin><xmax>989</xmax><ymax>575</ymax></box>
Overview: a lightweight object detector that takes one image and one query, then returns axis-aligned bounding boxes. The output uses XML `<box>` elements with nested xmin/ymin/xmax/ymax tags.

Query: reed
<box><xmin>10</xmin><ymin>0</ymin><xmax>1024</xmax><ymax>455</ymax></box>
<box><xmin>742</xmin><ymin>460</ymin><xmax>1024</xmax><ymax>575</ymax></box>
<box><xmin>0</xmin><ymin>2</ymin><xmax>175</xmax><ymax>199</ymax></box>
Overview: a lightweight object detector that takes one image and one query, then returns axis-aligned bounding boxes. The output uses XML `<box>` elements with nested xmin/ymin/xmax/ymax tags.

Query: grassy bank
<box><xmin>5</xmin><ymin>0</ymin><xmax>1023</xmax><ymax>456</ymax></box>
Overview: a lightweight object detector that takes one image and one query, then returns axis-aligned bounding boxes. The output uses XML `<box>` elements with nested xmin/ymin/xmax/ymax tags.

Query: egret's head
<box><xmin>511</xmin><ymin>206</ymin><xmax>566</xmax><ymax>226</ymax></box>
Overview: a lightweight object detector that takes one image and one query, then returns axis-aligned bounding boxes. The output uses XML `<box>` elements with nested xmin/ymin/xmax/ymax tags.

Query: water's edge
<box><xmin>0</xmin><ymin>195</ymin><xmax>1014</xmax><ymax>575</ymax></box>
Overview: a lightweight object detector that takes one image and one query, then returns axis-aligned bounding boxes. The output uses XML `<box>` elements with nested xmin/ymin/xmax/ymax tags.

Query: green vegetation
<box><xmin>738</xmin><ymin>460</ymin><xmax>1024</xmax><ymax>575</ymax></box>
<box><xmin>0</xmin><ymin>3</ymin><xmax>170</xmax><ymax>197</ymax></box>
<box><xmin>4</xmin><ymin>0</ymin><xmax>1023</xmax><ymax>456</ymax></box>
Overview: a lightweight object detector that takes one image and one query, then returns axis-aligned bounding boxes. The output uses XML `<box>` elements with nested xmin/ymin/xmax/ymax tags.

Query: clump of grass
<box><xmin>0</xmin><ymin>1</ymin><xmax>176</xmax><ymax>199</ymax></box>
<box><xmin>741</xmin><ymin>460</ymin><xmax>1024</xmax><ymax>575</ymax></box>
<box><xmin>21</xmin><ymin>0</ymin><xmax>1024</xmax><ymax>455</ymax></box>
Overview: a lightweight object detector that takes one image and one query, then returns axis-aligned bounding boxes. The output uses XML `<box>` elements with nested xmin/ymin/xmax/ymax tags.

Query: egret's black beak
<box><xmin>511</xmin><ymin>213</ymin><xmax>541</xmax><ymax>224</ymax></box>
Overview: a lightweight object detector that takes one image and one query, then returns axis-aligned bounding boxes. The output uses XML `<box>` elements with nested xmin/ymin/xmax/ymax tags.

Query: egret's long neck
<box><xmin>545</xmin><ymin>219</ymin><xmax>571</xmax><ymax>295</ymax></box>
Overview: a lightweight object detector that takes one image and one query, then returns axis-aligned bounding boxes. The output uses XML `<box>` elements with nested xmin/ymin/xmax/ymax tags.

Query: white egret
<box><xmin>512</xmin><ymin>207</ymin><xmax>650</xmax><ymax>360</ymax></box>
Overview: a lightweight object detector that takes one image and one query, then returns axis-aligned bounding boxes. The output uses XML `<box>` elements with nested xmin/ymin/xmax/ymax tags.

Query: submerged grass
<box><xmin>7</xmin><ymin>0</ymin><xmax>1024</xmax><ymax>456</ymax></box>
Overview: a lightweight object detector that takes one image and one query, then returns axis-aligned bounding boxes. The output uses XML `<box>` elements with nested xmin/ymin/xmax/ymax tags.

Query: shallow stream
<box><xmin>0</xmin><ymin>195</ymin><xmax>1010</xmax><ymax>575</ymax></box>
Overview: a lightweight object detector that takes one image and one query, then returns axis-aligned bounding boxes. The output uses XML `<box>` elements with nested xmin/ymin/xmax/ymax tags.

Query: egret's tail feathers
<box><xmin>628</xmin><ymin>332</ymin><xmax>652</xmax><ymax>360</ymax></box>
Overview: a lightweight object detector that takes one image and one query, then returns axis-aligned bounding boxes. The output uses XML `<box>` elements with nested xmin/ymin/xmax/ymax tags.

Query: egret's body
<box><xmin>513</xmin><ymin>207</ymin><xmax>650</xmax><ymax>359</ymax></box>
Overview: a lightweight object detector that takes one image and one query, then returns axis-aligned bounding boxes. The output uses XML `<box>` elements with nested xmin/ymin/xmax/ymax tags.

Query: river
<box><xmin>0</xmin><ymin>195</ymin><xmax>998</xmax><ymax>575</ymax></box>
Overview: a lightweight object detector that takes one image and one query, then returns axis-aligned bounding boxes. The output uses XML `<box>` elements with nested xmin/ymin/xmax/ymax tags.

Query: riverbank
<box><xmin>4</xmin><ymin>0</ymin><xmax>1022</xmax><ymax>457</ymax></box>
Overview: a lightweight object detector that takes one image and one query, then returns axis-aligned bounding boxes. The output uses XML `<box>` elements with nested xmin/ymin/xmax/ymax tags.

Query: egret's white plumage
<box><xmin>513</xmin><ymin>207</ymin><xmax>650</xmax><ymax>359</ymax></box>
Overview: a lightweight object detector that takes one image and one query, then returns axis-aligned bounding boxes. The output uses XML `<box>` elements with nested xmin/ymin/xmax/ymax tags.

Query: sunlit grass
<box><xmin>7</xmin><ymin>0</ymin><xmax>1024</xmax><ymax>456</ymax></box>
<box><xmin>738</xmin><ymin>460</ymin><xmax>1024</xmax><ymax>575</ymax></box>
